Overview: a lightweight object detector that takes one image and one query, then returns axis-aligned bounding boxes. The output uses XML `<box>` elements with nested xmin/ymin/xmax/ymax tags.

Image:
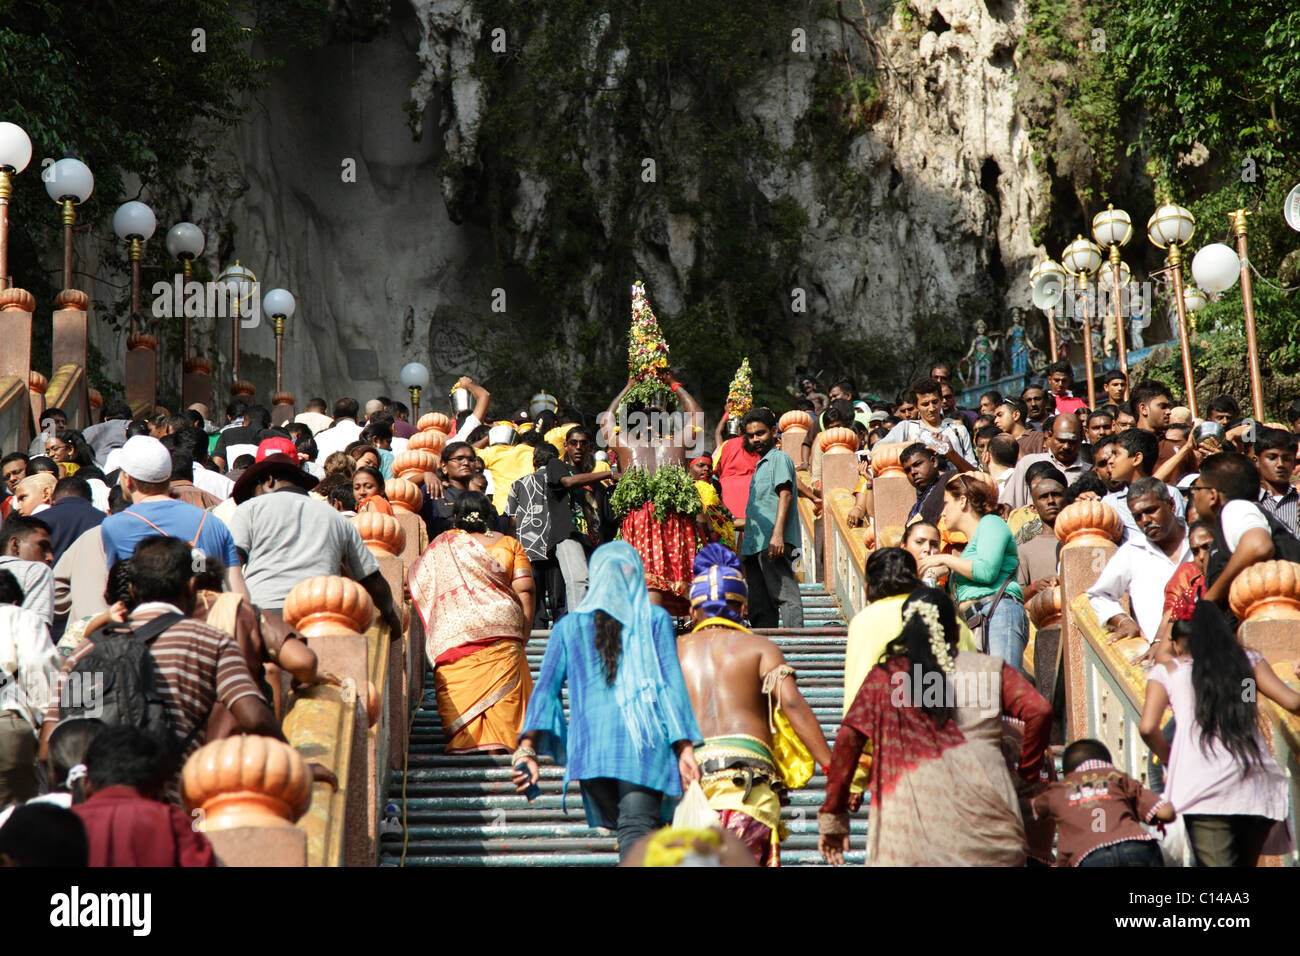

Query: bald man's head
<box><xmin>1048</xmin><ymin>413</ymin><xmax>1082</xmax><ymax>465</ymax></box>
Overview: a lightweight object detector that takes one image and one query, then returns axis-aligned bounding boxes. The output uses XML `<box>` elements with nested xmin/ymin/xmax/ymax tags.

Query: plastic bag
<box><xmin>1148</xmin><ymin>817</ymin><xmax>1188</xmax><ymax>867</ymax></box>
<box><xmin>672</xmin><ymin>780</ymin><xmax>720</xmax><ymax>830</ymax></box>
<box><xmin>772</xmin><ymin>703</ymin><xmax>816</xmax><ymax>790</ymax></box>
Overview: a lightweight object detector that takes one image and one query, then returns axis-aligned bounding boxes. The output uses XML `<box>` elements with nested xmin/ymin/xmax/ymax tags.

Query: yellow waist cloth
<box><xmin>697</xmin><ymin>736</ymin><xmax>784</xmax><ymax>834</ymax></box>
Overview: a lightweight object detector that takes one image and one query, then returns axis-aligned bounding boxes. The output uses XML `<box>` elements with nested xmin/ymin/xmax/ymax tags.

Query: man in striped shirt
<box><xmin>40</xmin><ymin>536</ymin><xmax>281</xmax><ymax>806</ymax></box>
<box><xmin>1255</xmin><ymin>426</ymin><xmax>1299</xmax><ymax>537</ymax></box>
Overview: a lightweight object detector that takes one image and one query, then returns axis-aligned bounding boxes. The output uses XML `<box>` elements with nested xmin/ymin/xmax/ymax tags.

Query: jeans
<box><xmin>1184</xmin><ymin>814</ymin><xmax>1274</xmax><ymax>867</ymax></box>
<box><xmin>580</xmin><ymin>778</ymin><xmax>664</xmax><ymax>861</ymax></box>
<box><xmin>1077</xmin><ymin>839</ymin><xmax>1164</xmax><ymax>867</ymax></box>
<box><xmin>554</xmin><ymin>538</ymin><xmax>590</xmax><ymax>613</ymax></box>
<box><xmin>743</xmin><ymin>553</ymin><xmax>804</xmax><ymax>629</ymax></box>
<box><xmin>970</xmin><ymin>595</ymin><xmax>1028</xmax><ymax>672</ymax></box>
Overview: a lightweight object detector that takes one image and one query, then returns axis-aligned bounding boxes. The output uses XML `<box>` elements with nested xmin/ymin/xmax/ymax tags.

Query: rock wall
<box><xmin>90</xmin><ymin>0</ymin><xmax>1054</xmax><ymax>409</ymax></box>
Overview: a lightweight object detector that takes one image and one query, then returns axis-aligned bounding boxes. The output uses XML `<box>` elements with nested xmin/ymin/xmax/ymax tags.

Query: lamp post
<box><xmin>165</xmin><ymin>222</ymin><xmax>204</xmax><ymax>363</ymax></box>
<box><xmin>218</xmin><ymin>261</ymin><xmax>256</xmax><ymax>395</ymax></box>
<box><xmin>262</xmin><ymin>287</ymin><xmax>295</xmax><ymax>394</ymax></box>
<box><xmin>1061</xmin><ymin>235</ymin><xmax>1103</xmax><ymax>408</ymax></box>
<box><xmin>113</xmin><ymin>201</ymin><xmax>157</xmax><ymax>338</ymax></box>
<box><xmin>1190</xmin><ymin>238</ymin><xmax>1259</xmax><ymax>418</ymax></box>
<box><xmin>1092</xmin><ymin>204</ymin><xmax>1133</xmax><ymax>376</ymax></box>
<box><xmin>400</xmin><ymin>362</ymin><xmax>430</xmax><ymax>417</ymax></box>
<box><xmin>45</xmin><ymin>158</ymin><xmax>94</xmax><ymax>294</ymax></box>
<box><xmin>1029</xmin><ymin>258</ymin><xmax>1066</xmax><ymax>361</ymax></box>
<box><xmin>1230</xmin><ymin>210</ymin><xmax>1265</xmax><ymax>421</ymax></box>
<box><xmin>1146</xmin><ymin>203</ymin><xmax>1198</xmax><ymax>418</ymax></box>
<box><xmin>0</xmin><ymin>122</ymin><xmax>32</xmax><ymax>290</ymax></box>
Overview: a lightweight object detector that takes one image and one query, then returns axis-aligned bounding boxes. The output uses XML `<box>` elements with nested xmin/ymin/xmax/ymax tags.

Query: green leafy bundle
<box><xmin>609</xmin><ymin>465</ymin><xmax>702</xmax><ymax>522</ymax></box>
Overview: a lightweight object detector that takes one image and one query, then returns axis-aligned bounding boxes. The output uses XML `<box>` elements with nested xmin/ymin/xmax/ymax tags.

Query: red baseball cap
<box><xmin>256</xmin><ymin>437</ymin><xmax>298</xmax><ymax>462</ymax></box>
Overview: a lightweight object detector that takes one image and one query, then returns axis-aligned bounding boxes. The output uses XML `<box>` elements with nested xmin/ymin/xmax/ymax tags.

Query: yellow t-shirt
<box><xmin>545</xmin><ymin>424</ymin><xmax>579</xmax><ymax>456</ymax></box>
<box><xmin>843</xmin><ymin>594</ymin><xmax>979</xmax><ymax>718</ymax></box>
<box><xmin>479</xmin><ymin>444</ymin><xmax>537</xmax><ymax>515</ymax></box>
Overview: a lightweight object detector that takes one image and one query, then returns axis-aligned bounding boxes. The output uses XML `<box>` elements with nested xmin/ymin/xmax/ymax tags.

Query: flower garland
<box><xmin>724</xmin><ymin>357</ymin><xmax>752</xmax><ymax>419</ymax></box>
<box><xmin>623</xmin><ymin>281</ymin><xmax>679</xmax><ymax>410</ymax></box>
<box><xmin>904</xmin><ymin>601</ymin><xmax>955</xmax><ymax>674</ymax></box>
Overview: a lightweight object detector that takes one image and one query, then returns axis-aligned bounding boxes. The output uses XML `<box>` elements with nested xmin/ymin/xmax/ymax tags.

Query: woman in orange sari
<box><xmin>408</xmin><ymin>490</ymin><xmax>536</xmax><ymax>754</ymax></box>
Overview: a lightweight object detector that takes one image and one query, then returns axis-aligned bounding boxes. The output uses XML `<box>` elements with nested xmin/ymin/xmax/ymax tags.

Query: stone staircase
<box><xmin>382</xmin><ymin>582</ymin><xmax>865</xmax><ymax>866</ymax></box>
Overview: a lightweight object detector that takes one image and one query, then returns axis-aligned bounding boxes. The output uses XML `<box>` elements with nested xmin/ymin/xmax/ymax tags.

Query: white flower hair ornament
<box><xmin>903</xmin><ymin>601</ymin><xmax>955</xmax><ymax>675</ymax></box>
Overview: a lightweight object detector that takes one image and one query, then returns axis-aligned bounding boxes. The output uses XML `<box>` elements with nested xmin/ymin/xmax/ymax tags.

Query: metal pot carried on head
<box><xmin>724</xmin><ymin>417</ymin><xmax>741</xmax><ymax>437</ymax></box>
<box><xmin>451</xmin><ymin>386</ymin><xmax>473</xmax><ymax>414</ymax></box>
<box><xmin>530</xmin><ymin>391</ymin><xmax>558</xmax><ymax>418</ymax></box>
<box><xmin>488</xmin><ymin>421</ymin><xmax>518</xmax><ymax>446</ymax></box>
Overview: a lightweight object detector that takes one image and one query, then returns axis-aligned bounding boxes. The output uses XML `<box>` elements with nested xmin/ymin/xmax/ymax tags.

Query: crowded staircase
<box><xmin>382</xmin><ymin>582</ymin><xmax>867</xmax><ymax>866</ymax></box>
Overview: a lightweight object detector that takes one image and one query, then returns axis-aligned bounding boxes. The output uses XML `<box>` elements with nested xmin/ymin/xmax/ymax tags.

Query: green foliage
<box><xmin>609</xmin><ymin>464</ymin><xmax>702</xmax><ymax>522</ymax></box>
<box><xmin>0</xmin><ymin>0</ymin><xmax>329</xmax><ymax>370</ymax></box>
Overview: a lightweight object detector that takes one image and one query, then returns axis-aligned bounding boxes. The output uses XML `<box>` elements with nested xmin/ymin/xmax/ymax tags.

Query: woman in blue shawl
<box><xmin>512</xmin><ymin>541</ymin><xmax>702</xmax><ymax>860</ymax></box>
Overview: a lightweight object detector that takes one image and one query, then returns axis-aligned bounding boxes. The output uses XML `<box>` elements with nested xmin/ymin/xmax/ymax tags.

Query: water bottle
<box><xmin>923</xmin><ymin>568</ymin><xmax>941</xmax><ymax>587</ymax></box>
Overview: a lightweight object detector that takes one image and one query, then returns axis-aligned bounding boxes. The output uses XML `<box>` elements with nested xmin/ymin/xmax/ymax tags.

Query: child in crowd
<box><xmin>72</xmin><ymin>726</ymin><xmax>218</xmax><ymax>867</ymax></box>
<box><xmin>1028</xmin><ymin>738</ymin><xmax>1174</xmax><ymax>866</ymax></box>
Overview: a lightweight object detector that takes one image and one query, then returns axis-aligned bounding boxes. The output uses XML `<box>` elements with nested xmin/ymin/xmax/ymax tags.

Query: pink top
<box><xmin>1146</xmin><ymin>651</ymin><xmax>1289</xmax><ymax>822</ymax></box>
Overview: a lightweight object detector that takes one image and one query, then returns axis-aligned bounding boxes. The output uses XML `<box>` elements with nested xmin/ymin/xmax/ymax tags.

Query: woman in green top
<box><xmin>918</xmin><ymin>473</ymin><xmax>1029</xmax><ymax>672</ymax></box>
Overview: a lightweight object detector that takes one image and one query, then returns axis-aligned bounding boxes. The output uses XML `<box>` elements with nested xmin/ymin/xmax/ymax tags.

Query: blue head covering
<box><xmin>689</xmin><ymin>543</ymin><xmax>747</xmax><ymax>623</ymax></box>
<box><xmin>574</xmin><ymin>541</ymin><xmax>679</xmax><ymax>754</ymax></box>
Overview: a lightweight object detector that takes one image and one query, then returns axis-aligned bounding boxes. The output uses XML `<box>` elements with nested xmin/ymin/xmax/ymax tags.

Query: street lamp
<box><xmin>1061</xmin><ymin>235</ymin><xmax>1103</xmax><ymax>408</ymax></box>
<box><xmin>400</xmin><ymin>362</ymin><xmax>430</xmax><ymax>416</ymax></box>
<box><xmin>1146</xmin><ymin>203</ymin><xmax>1198</xmax><ymax>416</ymax></box>
<box><xmin>0</xmin><ymin>121</ymin><xmax>32</xmax><ymax>290</ymax></box>
<box><xmin>218</xmin><ymin>260</ymin><xmax>256</xmax><ymax>392</ymax></box>
<box><xmin>1029</xmin><ymin>259</ymin><xmax>1067</xmax><ymax>361</ymax></box>
<box><xmin>262</xmin><ymin>287</ymin><xmax>295</xmax><ymax>395</ymax></box>
<box><xmin>165</xmin><ymin>222</ymin><xmax>204</xmax><ymax>366</ymax></box>
<box><xmin>1182</xmin><ymin>285</ymin><xmax>1208</xmax><ymax>324</ymax></box>
<box><xmin>45</xmin><ymin>158</ymin><xmax>94</xmax><ymax>295</ymax></box>
<box><xmin>113</xmin><ymin>200</ymin><xmax>156</xmax><ymax>338</ymax></box>
<box><xmin>1092</xmin><ymin>204</ymin><xmax>1133</xmax><ymax>376</ymax></box>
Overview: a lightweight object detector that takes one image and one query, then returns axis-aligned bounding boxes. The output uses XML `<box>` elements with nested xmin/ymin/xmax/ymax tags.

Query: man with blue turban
<box><xmin>675</xmin><ymin>544</ymin><xmax>832</xmax><ymax>865</ymax></box>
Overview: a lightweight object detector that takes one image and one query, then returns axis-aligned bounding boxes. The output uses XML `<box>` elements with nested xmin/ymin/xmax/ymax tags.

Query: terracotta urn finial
<box><xmin>778</xmin><ymin>409</ymin><xmax>813</xmax><ymax>434</ymax></box>
<box><xmin>406</xmin><ymin>429</ymin><xmax>445</xmax><ymax>456</ymax></box>
<box><xmin>0</xmin><ymin>288</ymin><xmax>35</xmax><ymax>312</ymax></box>
<box><xmin>126</xmin><ymin>331</ymin><xmax>157</xmax><ymax>351</ymax></box>
<box><xmin>384</xmin><ymin>477</ymin><xmax>423</xmax><ymax>515</ymax></box>
<box><xmin>1053</xmin><ymin>500</ymin><xmax>1123</xmax><ymax>548</ymax></box>
<box><xmin>181</xmin><ymin>735</ymin><xmax>312</xmax><ymax>830</ymax></box>
<box><xmin>417</xmin><ymin>412</ymin><xmax>453</xmax><ymax>435</ymax></box>
<box><xmin>27</xmin><ymin>370</ymin><xmax>47</xmax><ymax>395</ymax></box>
<box><xmin>282</xmin><ymin>575</ymin><xmax>375</xmax><ymax>636</ymax></box>
<box><xmin>272</xmin><ymin>390</ymin><xmax>295</xmax><ymax>408</ymax></box>
<box><xmin>392</xmin><ymin>449</ymin><xmax>437</xmax><ymax>482</ymax></box>
<box><xmin>54</xmin><ymin>289</ymin><xmax>90</xmax><ymax>311</ymax></box>
<box><xmin>1229</xmin><ymin>560</ymin><xmax>1300</xmax><ymax>622</ymax></box>
<box><xmin>818</xmin><ymin>426</ymin><xmax>860</xmax><ymax>454</ymax></box>
<box><xmin>184</xmin><ymin>356</ymin><xmax>212</xmax><ymax>375</ymax></box>
<box><xmin>87</xmin><ymin>388</ymin><xmax>103</xmax><ymax>411</ymax></box>
<box><xmin>869</xmin><ymin>442</ymin><xmax>908</xmax><ymax>478</ymax></box>
<box><xmin>1026</xmin><ymin>586</ymin><xmax>1063</xmax><ymax>630</ymax></box>
<box><xmin>351</xmin><ymin>511</ymin><xmax>406</xmax><ymax>556</ymax></box>
<box><xmin>232</xmin><ymin>380</ymin><xmax>256</xmax><ymax>398</ymax></box>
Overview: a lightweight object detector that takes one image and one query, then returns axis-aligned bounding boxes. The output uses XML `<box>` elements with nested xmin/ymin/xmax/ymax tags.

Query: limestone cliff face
<box><xmin>91</xmin><ymin>0</ymin><xmax>1053</xmax><ymax>407</ymax></box>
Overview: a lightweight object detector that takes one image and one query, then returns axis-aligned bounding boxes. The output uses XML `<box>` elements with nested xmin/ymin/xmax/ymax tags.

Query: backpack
<box><xmin>63</xmin><ymin>612</ymin><xmax>194</xmax><ymax>752</ymax></box>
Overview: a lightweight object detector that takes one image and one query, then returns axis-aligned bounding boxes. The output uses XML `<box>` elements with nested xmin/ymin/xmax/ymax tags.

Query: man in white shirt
<box><xmin>313</xmin><ymin>397</ymin><xmax>365</xmax><ymax>465</ymax></box>
<box><xmin>450</xmin><ymin>376</ymin><xmax>492</xmax><ymax>443</ymax></box>
<box><xmin>983</xmin><ymin>434</ymin><xmax>1019</xmax><ymax>503</ymax></box>
<box><xmin>1003</xmin><ymin>413</ymin><xmax>1090</xmax><ymax>510</ymax></box>
<box><xmin>0</xmin><ymin>577</ymin><xmax>59</xmax><ymax>806</ymax></box>
<box><xmin>1195</xmin><ymin>452</ymin><xmax>1283</xmax><ymax>607</ymax></box>
<box><xmin>878</xmin><ymin>377</ymin><xmax>976</xmax><ymax>469</ymax></box>
<box><xmin>0</xmin><ymin>515</ymin><xmax>55</xmax><ymax>627</ymax></box>
<box><xmin>1101</xmin><ymin>428</ymin><xmax>1185</xmax><ymax>540</ymax></box>
<box><xmin>1088</xmin><ymin>478</ymin><xmax>1191</xmax><ymax>645</ymax></box>
<box><xmin>293</xmin><ymin>397</ymin><xmax>335</xmax><ymax>436</ymax></box>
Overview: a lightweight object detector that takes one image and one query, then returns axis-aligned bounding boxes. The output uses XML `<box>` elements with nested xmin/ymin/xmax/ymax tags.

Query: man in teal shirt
<box><xmin>739</xmin><ymin>408</ymin><xmax>803</xmax><ymax>628</ymax></box>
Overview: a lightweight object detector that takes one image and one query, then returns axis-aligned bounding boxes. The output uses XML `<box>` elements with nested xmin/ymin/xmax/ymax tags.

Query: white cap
<box><xmin>118</xmin><ymin>435</ymin><xmax>172</xmax><ymax>483</ymax></box>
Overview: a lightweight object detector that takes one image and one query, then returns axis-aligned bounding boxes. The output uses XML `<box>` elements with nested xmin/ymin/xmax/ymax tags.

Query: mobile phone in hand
<box><xmin>514</xmin><ymin>762</ymin><xmax>540</xmax><ymax>802</ymax></box>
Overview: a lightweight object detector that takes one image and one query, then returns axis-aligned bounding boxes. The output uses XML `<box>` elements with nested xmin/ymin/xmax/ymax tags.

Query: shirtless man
<box><xmin>602</xmin><ymin>371</ymin><xmax>705</xmax><ymax>473</ymax></box>
<box><xmin>602</xmin><ymin>372</ymin><xmax>707</xmax><ymax>613</ymax></box>
<box><xmin>676</xmin><ymin>544</ymin><xmax>832</xmax><ymax>865</ymax></box>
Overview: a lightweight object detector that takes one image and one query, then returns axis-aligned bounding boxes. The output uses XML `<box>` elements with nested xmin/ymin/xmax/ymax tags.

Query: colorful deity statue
<box><xmin>957</xmin><ymin>320</ymin><xmax>996</xmax><ymax>387</ymax></box>
<box><xmin>1006</xmin><ymin>311</ymin><xmax>1030</xmax><ymax>377</ymax></box>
